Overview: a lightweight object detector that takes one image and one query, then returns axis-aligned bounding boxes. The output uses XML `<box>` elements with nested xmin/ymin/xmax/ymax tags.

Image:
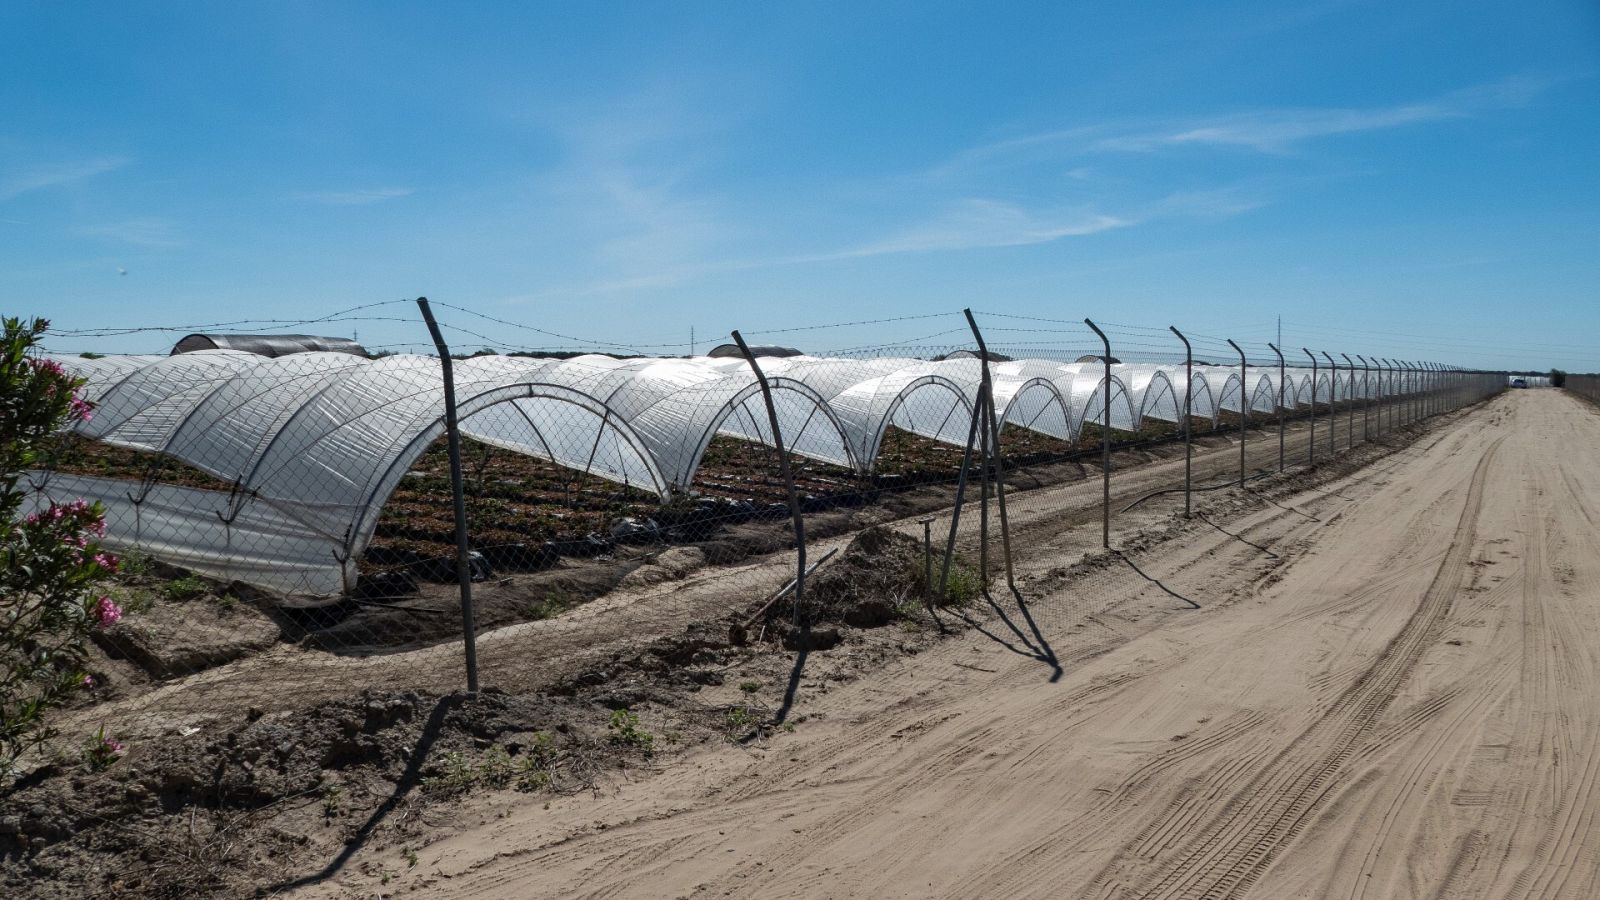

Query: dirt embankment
<box><xmin>0</xmin><ymin>525</ymin><xmax>968</xmax><ymax>899</ymax></box>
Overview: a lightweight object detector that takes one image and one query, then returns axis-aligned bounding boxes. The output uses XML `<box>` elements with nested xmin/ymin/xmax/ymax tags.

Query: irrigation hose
<box><xmin>1119</xmin><ymin>470</ymin><xmax>1273</xmax><ymax>513</ymax></box>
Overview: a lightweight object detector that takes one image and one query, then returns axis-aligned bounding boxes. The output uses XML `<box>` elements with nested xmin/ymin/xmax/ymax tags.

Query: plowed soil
<box><xmin>299</xmin><ymin>389</ymin><xmax>1600</xmax><ymax>899</ymax></box>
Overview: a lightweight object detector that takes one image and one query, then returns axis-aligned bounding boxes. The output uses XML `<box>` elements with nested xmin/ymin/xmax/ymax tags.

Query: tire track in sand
<box><xmin>1092</xmin><ymin>437</ymin><xmax>1503</xmax><ymax>900</ymax></box>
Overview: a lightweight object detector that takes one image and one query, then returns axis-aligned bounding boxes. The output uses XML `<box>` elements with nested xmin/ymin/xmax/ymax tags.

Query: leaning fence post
<box><xmin>416</xmin><ymin>297</ymin><xmax>480</xmax><ymax>695</ymax></box>
<box><xmin>731</xmin><ymin>330</ymin><xmax>807</xmax><ymax>626</ymax></box>
<box><xmin>1268</xmin><ymin>343</ymin><xmax>1286</xmax><ymax>473</ymax></box>
<box><xmin>937</xmin><ymin>362</ymin><xmax>986</xmax><ymax>614</ymax></box>
<box><xmin>976</xmin><ymin>379</ymin><xmax>991</xmax><ymax>582</ymax></box>
<box><xmin>1302</xmin><ymin>348</ymin><xmax>1318</xmax><ymax>465</ymax></box>
<box><xmin>1171</xmin><ymin>327</ymin><xmax>1193</xmax><ymax>516</ymax></box>
<box><xmin>964</xmin><ymin>309</ymin><xmax>1017</xmax><ymax>592</ymax></box>
<box><xmin>1086</xmin><ymin>319</ymin><xmax>1113</xmax><ymax>548</ymax></box>
<box><xmin>1227</xmin><ymin>339</ymin><xmax>1247</xmax><ymax>485</ymax></box>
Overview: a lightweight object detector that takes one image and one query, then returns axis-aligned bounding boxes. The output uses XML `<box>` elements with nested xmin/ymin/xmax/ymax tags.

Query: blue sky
<box><xmin>3</xmin><ymin>1</ymin><xmax>1597</xmax><ymax>369</ymax></box>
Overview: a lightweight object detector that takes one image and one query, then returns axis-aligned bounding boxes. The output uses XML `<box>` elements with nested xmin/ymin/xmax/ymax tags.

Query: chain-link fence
<box><xmin>16</xmin><ymin>304</ymin><xmax>1506</xmax><ymax>742</ymax></box>
<box><xmin>5</xmin><ymin>301</ymin><xmax>1508</xmax><ymax>895</ymax></box>
<box><xmin>1567</xmin><ymin>373</ymin><xmax>1600</xmax><ymax>406</ymax></box>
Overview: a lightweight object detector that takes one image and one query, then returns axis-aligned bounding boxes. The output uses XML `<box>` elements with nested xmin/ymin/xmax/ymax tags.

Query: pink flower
<box><xmin>69</xmin><ymin>395</ymin><xmax>93</xmax><ymax>422</ymax></box>
<box><xmin>82</xmin><ymin>674</ymin><xmax>96</xmax><ymax>688</ymax></box>
<box><xmin>92</xmin><ymin>596</ymin><xmax>123</xmax><ymax>629</ymax></box>
<box><xmin>94</xmin><ymin>552</ymin><xmax>119</xmax><ymax>573</ymax></box>
<box><xmin>84</xmin><ymin>725</ymin><xmax>126</xmax><ymax>770</ymax></box>
<box><xmin>29</xmin><ymin>357</ymin><xmax>66</xmax><ymax>377</ymax></box>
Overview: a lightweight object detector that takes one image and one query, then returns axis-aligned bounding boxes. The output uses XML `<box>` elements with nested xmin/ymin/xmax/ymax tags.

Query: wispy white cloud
<box><xmin>0</xmin><ymin>157</ymin><xmax>129</xmax><ymax>202</ymax></box>
<box><xmin>292</xmin><ymin>187</ymin><xmax>414</xmax><ymax>205</ymax></box>
<box><xmin>1141</xmin><ymin>185</ymin><xmax>1271</xmax><ymax>219</ymax></box>
<box><xmin>560</xmin><ymin>200</ymin><xmax>1135</xmax><ymax>295</ymax></box>
<box><xmin>76</xmin><ymin>217</ymin><xmax>184</xmax><ymax>248</ymax></box>
<box><xmin>535</xmin><ymin>85</ymin><xmax>737</xmax><ymax>289</ymax></box>
<box><xmin>822</xmin><ymin>200</ymin><xmax>1131</xmax><ymax>259</ymax></box>
<box><xmin>1095</xmin><ymin>98</ymin><xmax>1481</xmax><ymax>153</ymax></box>
<box><xmin>551</xmin><ymin>72</ymin><xmax>1538</xmax><ymax>297</ymax></box>
<box><xmin>934</xmin><ymin>76</ymin><xmax>1552</xmax><ymax>170</ymax></box>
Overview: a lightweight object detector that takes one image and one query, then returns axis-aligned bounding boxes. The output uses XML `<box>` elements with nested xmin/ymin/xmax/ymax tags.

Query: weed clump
<box><xmin>606</xmin><ymin>708</ymin><xmax>655</xmax><ymax>756</ymax></box>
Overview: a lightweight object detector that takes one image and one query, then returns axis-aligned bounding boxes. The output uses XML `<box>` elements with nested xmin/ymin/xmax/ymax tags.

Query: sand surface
<box><xmin>302</xmin><ymin>389</ymin><xmax>1600</xmax><ymax>899</ymax></box>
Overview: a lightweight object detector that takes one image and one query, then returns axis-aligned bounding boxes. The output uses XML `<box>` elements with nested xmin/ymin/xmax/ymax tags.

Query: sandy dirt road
<box><xmin>316</xmin><ymin>388</ymin><xmax>1600</xmax><ymax>899</ymax></box>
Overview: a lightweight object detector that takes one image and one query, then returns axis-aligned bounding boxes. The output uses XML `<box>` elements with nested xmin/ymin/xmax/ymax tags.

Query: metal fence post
<box><xmin>1085</xmin><ymin>319</ymin><xmax>1112</xmax><ymax>548</ymax></box>
<box><xmin>1340</xmin><ymin>353</ymin><xmax>1356</xmax><ymax>449</ymax></box>
<box><xmin>1405</xmin><ymin>361</ymin><xmax>1414</xmax><ymax>424</ymax></box>
<box><xmin>1411</xmin><ymin>362</ymin><xmax>1420</xmax><ymax>424</ymax></box>
<box><xmin>1357</xmin><ymin>354</ymin><xmax>1373</xmax><ymax>441</ymax></box>
<box><xmin>1376</xmin><ymin>357</ymin><xmax>1389</xmax><ymax>434</ymax></box>
<box><xmin>1302</xmin><ymin>348</ymin><xmax>1318</xmax><ymax>465</ymax></box>
<box><xmin>1400</xmin><ymin>362</ymin><xmax>1410</xmax><ymax>425</ymax></box>
<box><xmin>1385</xmin><ymin>359</ymin><xmax>1398</xmax><ymax>432</ymax></box>
<box><xmin>1268</xmin><ymin>343</ymin><xmax>1285</xmax><ymax>472</ymax></box>
<box><xmin>416</xmin><ymin>297</ymin><xmax>480</xmax><ymax>695</ymax></box>
<box><xmin>1227</xmin><ymin>339</ymin><xmax>1247</xmax><ymax>485</ymax></box>
<box><xmin>1415</xmin><ymin>362</ymin><xmax>1424</xmax><ymax>423</ymax></box>
<box><xmin>1398</xmin><ymin>361</ymin><xmax>1409</xmax><ymax>426</ymax></box>
<box><xmin>1396</xmin><ymin>359</ymin><xmax>1405</xmax><ymax>430</ymax></box>
<box><xmin>1171</xmin><ymin>326</ymin><xmax>1193</xmax><ymax>517</ymax></box>
<box><xmin>964</xmin><ymin>309</ymin><xmax>1017</xmax><ymax>592</ymax></box>
<box><xmin>730</xmin><ymin>330</ymin><xmax>807</xmax><ymax>624</ymax></box>
<box><xmin>976</xmin><ymin>372</ymin><xmax>991</xmax><ymax>582</ymax></box>
<box><xmin>1321</xmin><ymin>351</ymin><xmax>1338</xmax><ymax>457</ymax></box>
<box><xmin>1410</xmin><ymin>362</ymin><xmax>1422</xmax><ymax>424</ymax></box>
<box><xmin>937</xmin><ymin>363</ymin><xmax>987</xmax><ymax>610</ymax></box>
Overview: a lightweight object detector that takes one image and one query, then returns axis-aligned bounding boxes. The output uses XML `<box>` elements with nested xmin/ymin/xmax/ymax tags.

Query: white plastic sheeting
<box><xmin>24</xmin><ymin>472</ymin><xmax>352</xmax><ymax>595</ymax></box>
<box><xmin>42</xmin><ymin>352</ymin><xmax>1432</xmax><ymax>595</ymax></box>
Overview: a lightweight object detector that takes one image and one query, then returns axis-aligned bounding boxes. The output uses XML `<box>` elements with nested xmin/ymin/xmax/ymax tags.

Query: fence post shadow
<box><xmin>1114</xmin><ymin>550</ymin><xmax>1201</xmax><ymax>610</ymax></box>
<box><xmin>1194</xmin><ymin>512</ymin><xmax>1280</xmax><ymax>559</ymax></box>
<box><xmin>773</xmin><ymin>636</ymin><xmax>810</xmax><ymax>727</ymax></box>
<box><xmin>949</xmin><ymin>586</ymin><xmax>1062</xmax><ymax>682</ymax></box>
<box><xmin>266</xmin><ymin>693</ymin><xmax>461</xmax><ymax>894</ymax></box>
